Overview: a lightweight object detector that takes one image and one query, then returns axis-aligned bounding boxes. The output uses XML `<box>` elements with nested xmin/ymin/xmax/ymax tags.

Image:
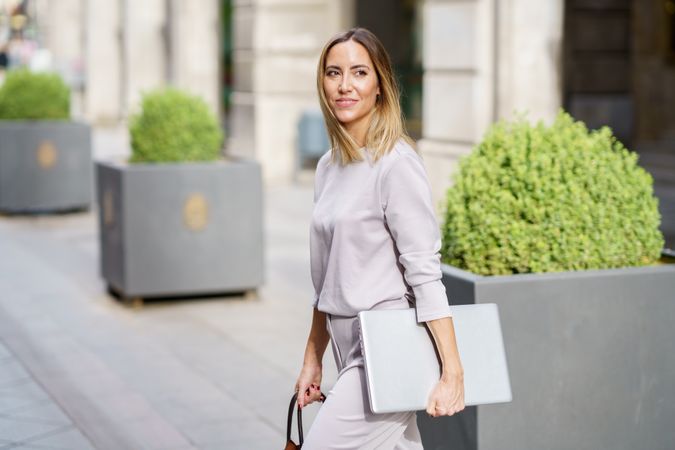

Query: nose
<box><xmin>338</xmin><ymin>74</ymin><xmax>352</xmax><ymax>93</ymax></box>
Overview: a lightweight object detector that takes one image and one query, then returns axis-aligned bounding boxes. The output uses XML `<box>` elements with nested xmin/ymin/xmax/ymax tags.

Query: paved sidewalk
<box><xmin>0</xmin><ymin>127</ymin><xmax>337</xmax><ymax>449</ymax></box>
<box><xmin>0</xmin><ymin>341</ymin><xmax>95</xmax><ymax>450</ymax></box>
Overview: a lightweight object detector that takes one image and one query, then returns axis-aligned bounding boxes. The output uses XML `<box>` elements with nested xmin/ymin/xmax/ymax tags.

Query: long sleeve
<box><xmin>380</xmin><ymin>153</ymin><xmax>452</xmax><ymax>323</ymax></box>
<box><xmin>310</xmin><ymin>152</ymin><xmax>330</xmax><ymax>308</ymax></box>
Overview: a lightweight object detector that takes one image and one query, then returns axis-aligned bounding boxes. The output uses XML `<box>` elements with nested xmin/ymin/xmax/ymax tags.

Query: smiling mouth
<box><xmin>335</xmin><ymin>99</ymin><xmax>358</xmax><ymax>108</ymax></box>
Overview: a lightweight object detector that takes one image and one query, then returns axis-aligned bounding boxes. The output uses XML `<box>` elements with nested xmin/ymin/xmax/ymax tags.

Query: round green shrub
<box><xmin>0</xmin><ymin>70</ymin><xmax>70</xmax><ymax>120</ymax></box>
<box><xmin>129</xmin><ymin>88</ymin><xmax>223</xmax><ymax>163</ymax></box>
<box><xmin>441</xmin><ymin>111</ymin><xmax>664</xmax><ymax>275</ymax></box>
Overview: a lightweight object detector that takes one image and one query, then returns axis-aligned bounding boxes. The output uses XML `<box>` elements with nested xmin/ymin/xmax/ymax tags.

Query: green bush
<box><xmin>441</xmin><ymin>111</ymin><xmax>664</xmax><ymax>275</ymax></box>
<box><xmin>0</xmin><ymin>70</ymin><xmax>70</xmax><ymax>120</ymax></box>
<box><xmin>129</xmin><ymin>88</ymin><xmax>223</xmax><ymax>163</ymax></box>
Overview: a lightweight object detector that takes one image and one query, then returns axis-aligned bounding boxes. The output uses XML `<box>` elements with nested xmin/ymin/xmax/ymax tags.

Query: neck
<box><xmin>344</xmin><ymin>110</ymin><xmax>375</xmax><ymax>147</ymax></box>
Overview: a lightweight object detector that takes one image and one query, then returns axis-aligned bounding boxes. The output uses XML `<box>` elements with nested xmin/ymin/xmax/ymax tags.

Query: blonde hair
<box><xmin>316</xmin><ymin>28</ymin><xmax>414</xmax><ymax>165</ymax></box>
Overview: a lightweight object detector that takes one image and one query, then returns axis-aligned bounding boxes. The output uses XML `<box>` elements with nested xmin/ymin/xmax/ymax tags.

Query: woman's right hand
<box><xmin>295</xmin><ymin>363</ymin><xmax>323</xmax><ymax>408</ymax></box>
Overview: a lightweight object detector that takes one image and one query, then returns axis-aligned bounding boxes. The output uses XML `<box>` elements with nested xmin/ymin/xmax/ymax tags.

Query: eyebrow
<box><xmin>325</xmin><ymin>64</ymin><xmax>371</xmax><ymax>71</ymax></box>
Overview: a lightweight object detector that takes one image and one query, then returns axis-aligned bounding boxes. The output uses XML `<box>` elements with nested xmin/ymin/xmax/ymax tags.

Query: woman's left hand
<box><xmin>426</xmin><ymin>372</ymin><xmax>465</xmax><ymax>418</ymax></box>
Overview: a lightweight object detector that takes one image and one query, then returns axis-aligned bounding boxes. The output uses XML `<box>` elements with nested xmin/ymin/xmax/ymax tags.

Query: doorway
<box><xmin>355</xmin><ymin>0</ymin><xmax>423</xmax><ymax>139</ymax></box>
<box><xmin>564</xmin><ymin>0</ymin><xmax>675</xmax><ymax>249</ymax></box>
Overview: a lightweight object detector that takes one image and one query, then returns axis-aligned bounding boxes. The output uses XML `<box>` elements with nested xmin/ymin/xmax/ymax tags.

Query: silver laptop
<box><xmin>357</xmin><ymin>304</ymin><xmax>512</xmax><ymax>414</ymax></box>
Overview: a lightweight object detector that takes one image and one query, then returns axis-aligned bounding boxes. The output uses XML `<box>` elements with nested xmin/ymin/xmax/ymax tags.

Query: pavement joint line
<box><xmin>136</xmin><ymin>313</ymin><xmax>299</xmax><ymax>435</ymax></box>
<box><xmin>164</xmin><ymin>345</ymin><xmax>288</xmax><ymax>436</ymax></box>
<box><xmin>0</xmin><ymin>315</ymin><xmax>102</xmax><ymax>449</ymax></box>
<box><xmin>3</xmin><ymin>222</ymin><xmax>310</xmax><ymax>436</ymax></box>
<box><xmin>0</xmin><ymin>294</ymin><xmax>188</xmax><ymax>449</ymax></box>
<box><xmin>170</xmin><ymin>308</ymin><xmax>298</xmax><ymax>381</ymax></box>
<box><xmin>153</xmin><ymin>307</ymin><xmax>327</xmax><ymax>435</ymax></box>
<box><xmin>0</xmin><ymin>232</ymin><xmax>282</xmax><ymax>448</ymax></box>
<box><xmin>0</xmin><ymin>378</ymin><xmax>33</xmax><ymax>391</ymax></box>
<box><xmin>0</xmin><ymin>398</ymin><xmax>72</xmax><ymax>426</ymax></box>
<box><xmin>0</xmin><ymin>182</ymin><xmax>323</xmax><ymax>447</ymax></box>
<box><xmin>0</xmin><ymin>423</ymin><xmax>74</xmax><ymax>450</ymax></box>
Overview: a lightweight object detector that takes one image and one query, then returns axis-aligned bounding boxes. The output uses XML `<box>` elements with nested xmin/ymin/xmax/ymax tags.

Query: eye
<box><xmin>326</xmin><ymin>69</ymin><xmax>340</xmax><ymax>77</ymax></box>
<box><xmin>355</xmin><ymin>70</ymin><xmax>368</xmax><ymax>77</ymax></box>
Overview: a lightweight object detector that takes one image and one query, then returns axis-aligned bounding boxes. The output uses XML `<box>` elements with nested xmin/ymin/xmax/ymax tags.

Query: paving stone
<box><xmin>153</xmin><ymin>447</ymin><xmax>197</xmax><ymax>450</ymax></box>
<box><xmin>0</xmin><ymin>416</ymin><xmax>67</xmax><ymax>444</ymax></box>
<box><xmin>5</xmin><ymin>401</ymin><xmax>72</xmax><ymax>427</ymax></box>
<box><xmin>151</xmin><ymin>395</ymin><xmax>244</xmax><ymax>427</ymax></box>
<box><xmin>198</xmin><ymin>436</ymin><xmax>280</xmax><ymax>450</ymax></box>
<box><xmin>88</xmin><ymin>417</ymin><xmax>192</xmax><ymax>450</ymax></box>
<box><xmin>0</xmin><ymin>381</ymin><xmax>50</xmax><ymax>404</ymax></box>
<box><xmin>180</xmin><ymin>418</ymin><xmax>282</xmax><ymax>446</ymax></box>
<box><xmin>13</xmin><ymin>316</ymin><xmax>61</xmax><ymax>338</ymax></box>
<box><xmin>0</xmin><ymin>396</ymin><xmax>44</xmax><ymax>416</ymax></box>
<box><xmin>91</xmin><ymin>391</ymin><xmax>162</xmax><ymax>423</ymax></box>
<box><xmin>23</xmin><ymin>426</ymin><xmax>95</xmax><ymax>450</ymax></box>
<box><xmin>0</xmin><ymin>344</ymin><xmax>10</xmax><ymax>361</ymax></box>
<box><xmin>0</xmin><ymin>444</ymin><xmax>51</xmax><ymax>450</ymax></box>
<box><xmin>0</xmin><ymin>361</ymin><xmax>31</xmax><ymax>388</ymax></box>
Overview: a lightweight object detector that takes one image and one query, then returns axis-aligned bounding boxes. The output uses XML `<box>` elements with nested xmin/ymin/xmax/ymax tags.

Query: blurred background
<box><xmin>0</xmin><ymin>0</ymin><xmax>674</xmax><ymax>449</ymax></box>
<box><xmin>0</xmin><ymin>0</ymin><xmax>675</xmax><ymax>241</ymax></box>
<box><xmin>1</xmin><ymin>0</ymin><xmax>672</xmax><ymax>244</ymax></box>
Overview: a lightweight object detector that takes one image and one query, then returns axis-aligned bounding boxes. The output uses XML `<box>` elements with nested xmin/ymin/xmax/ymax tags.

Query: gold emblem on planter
<box><xmin>36</xmin><ymin>140</ymin><xmax>57</xmax><ymax>169</ymax></box>
<box><xmin>103</xmin><ymin>189</ymin><xmax>114</xmax><ymax>226</ymax></box>
<box><xmin>183</xmin><ymin>193</ymin><xmax>209</xmax><ymax>231</ymax></box>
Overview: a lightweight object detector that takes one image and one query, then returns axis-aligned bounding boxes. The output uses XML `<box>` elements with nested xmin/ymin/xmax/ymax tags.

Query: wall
<box><xmin>228</xmin><ymin>0</ymin><xmax>352</xmax><ymax>183</ymax></box>
<box><xmin>43</xmin><ymin>0</ymin><xmax>220</xmax><ymax>125</ymax></box>
<box><xmin>419</xmin><ymin>0</ymin><xmax>564</xmax><ymax>214</ymax></box>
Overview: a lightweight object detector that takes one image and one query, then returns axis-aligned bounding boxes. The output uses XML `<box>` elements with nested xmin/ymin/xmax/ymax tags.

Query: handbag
<box><xmin>285</xmin><ymin>391</ymin><xmax>326</xmax><ymax>449</ymax></box>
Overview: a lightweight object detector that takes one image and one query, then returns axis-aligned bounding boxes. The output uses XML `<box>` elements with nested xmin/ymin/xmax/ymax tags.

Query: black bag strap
<box><xmin>287</xmin><ymin>391</ymin><xmax>327</xmax><ymax>446</ymax></box>
<box><xmin>287</xmin><ymin>392</ymin><xmax>303</xmax><ymax>446</ymax></box>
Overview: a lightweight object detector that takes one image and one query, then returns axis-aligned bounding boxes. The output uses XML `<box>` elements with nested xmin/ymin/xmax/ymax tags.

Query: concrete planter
<box><xmin>0</xmin><ymin>121</ymin><xmax>92</xmax><ymax>212</ymax></box>
<box><xmin>418</xmin><ymin>259</ymin><xmax>675</xmax><ymax>450</ymax></box>
<box><xmin>96</xmin><ymin>159</ymin><xmax>264</xmax><ymax>301</ymax></box>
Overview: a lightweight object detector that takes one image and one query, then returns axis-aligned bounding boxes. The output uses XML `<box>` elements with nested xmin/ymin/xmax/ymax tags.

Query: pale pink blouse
<box><xmin>310</xmin><ymin>139</ymin><xmax>452</xmax><ymax>323</ymax></box>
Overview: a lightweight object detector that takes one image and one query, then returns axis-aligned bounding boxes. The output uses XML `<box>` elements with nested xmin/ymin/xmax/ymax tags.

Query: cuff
<box><xmin>412</xmin><ymin>280</ymin><xmax>452</xmax><ymax>323</ymax></box>
<box><xmin>311</xmin><ymin>292</ymin><xmax>319</xmax><ymax>308</ymax></box>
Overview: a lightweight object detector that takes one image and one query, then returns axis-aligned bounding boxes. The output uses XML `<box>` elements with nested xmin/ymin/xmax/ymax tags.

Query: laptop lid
<box><xmin>358</xmin><ymin>304</ymin><xmax>512</xmax><ymax>414</ymax></box>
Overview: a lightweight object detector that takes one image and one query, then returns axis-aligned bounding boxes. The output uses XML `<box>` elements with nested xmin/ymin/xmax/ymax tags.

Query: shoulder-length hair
<box><xmin>316</xmin><ymin>28</ymin><xmax>414</xmax><ymax>165</ymax></box>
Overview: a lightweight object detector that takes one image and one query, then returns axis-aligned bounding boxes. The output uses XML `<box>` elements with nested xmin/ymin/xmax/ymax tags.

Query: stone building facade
<box><xmin>228</xmin><ymin>0</ymin><xmax>674</xmax><ymax>247</ymax></box>
<box><xmin>226</xmin><ymin>0</ymin><xmax>351</xmax><ymax>182</ymax></box>
<box><xmin>30</xmin><ymin>0</ymin><xmax>674</xmax><ymax>244</ymax></box>
<box><xmin>36</xmin><ymin>0</ymin><xmax>564</xmax><ymax>206</ymax></box>
<box><xmin>36</xmin><ymin>0</ymin><xmax>221</xmax><ymax>124</ymax></box>
<box><xmin>228</xmin><ymin>0</ymin><xmax>565</xmax><ymax>208</ymax></box>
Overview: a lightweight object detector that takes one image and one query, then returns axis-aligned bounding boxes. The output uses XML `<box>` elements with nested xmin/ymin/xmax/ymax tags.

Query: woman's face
<box><xmin>323</xmin><ymin>40</ymin><xmax>380</xmax><ymax>131</ymax></box>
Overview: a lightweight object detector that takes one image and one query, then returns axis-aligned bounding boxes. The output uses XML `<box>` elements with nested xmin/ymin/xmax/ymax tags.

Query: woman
<box><xmin>295</xmin><ymin>28</ymin><xmax>465</xmax><ymax>449</ymax></box>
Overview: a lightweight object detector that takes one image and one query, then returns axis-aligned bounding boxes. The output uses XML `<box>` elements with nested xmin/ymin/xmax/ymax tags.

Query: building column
<box><xmin>228</xmin><ymin>0</ymin><xmax>255</xmax><ymax>158</ymax></box>
<box><xmin>168</xmin><ymin>0</ymin><xmax>221</xmax><ymax>117</ymax></box>
<box><xmin>419</xmin><ymin>0</ymin><xmax>563</xmax><ymax>214</ymax></box>
<box><xmin>84</xmin><ymin>0</ymin><xmax>123</xmax><ymax>124</ymax></box>
<box><xmin>418</xmin><ymin>0</ymin><xmax>496</xmax><ymax>213</ymax></box>
<box><xmin>44</xmin><ymin>0</ymin><xmax>86</xmax><ymax>119</ymax></box>
<box><xmin>228</xmin><ymin>0</ymin><xmax>351</xmax><ymax>183</ymax></box>
<box><xmin>496</xmin><ymin>0</ymin><xmax>563</xmax><ymax>123</ymax></box>
<box><xmin>121</xmin><ymin>0</ymin><xmax>167</xmax><ymax>117</ymax></box>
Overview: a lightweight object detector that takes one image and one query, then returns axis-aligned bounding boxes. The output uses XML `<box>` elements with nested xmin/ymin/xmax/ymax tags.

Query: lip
<box><xmin>335</xmin><ymin>98</ymin><xmax>358</xmax><ymax>108</ymax></box>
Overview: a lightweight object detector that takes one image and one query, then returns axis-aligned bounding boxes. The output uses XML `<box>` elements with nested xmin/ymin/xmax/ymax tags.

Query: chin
<box><xmin>334</xmin><ymin>111</ymin><xmax>360</xmax><ymax>125</ymax></box>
